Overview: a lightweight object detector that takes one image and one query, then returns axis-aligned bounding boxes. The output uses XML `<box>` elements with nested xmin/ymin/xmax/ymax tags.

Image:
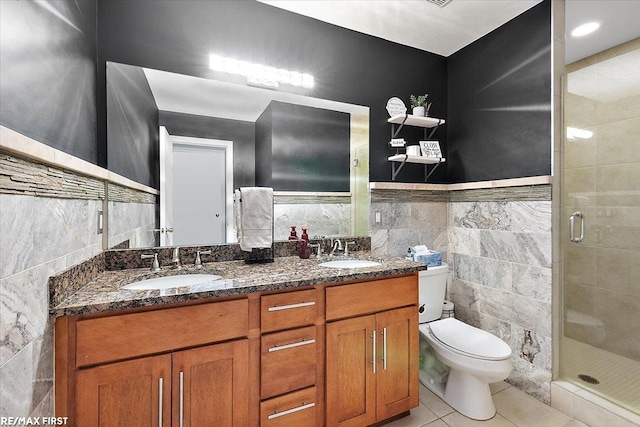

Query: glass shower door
<box><xmin>561</xmin><ymin>45</ymin><xmax>640</xmax><ymax>414</ymax></box>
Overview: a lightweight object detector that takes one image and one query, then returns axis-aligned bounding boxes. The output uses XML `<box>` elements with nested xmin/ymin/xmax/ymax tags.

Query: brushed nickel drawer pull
<box><xmin>268</xmin><ymin>338</ymin><xmax>315</xmax><ymax>352</ymax></box>
<box><xmin>382</xmin><ymin>327</ymin><xmax>387</xmax><ymax>371</ymax></box>
<box><xmin>267</xmin><ymin>301</ymin><xmax>315</xmax><ymax>312</ymax></box>
<box><xmin>158</xmin><ymin>377</ymin><xmax>163</xmax><ymax>427</ymax></box>
<box><xmin>267</xmin><ymin>402</ymin><xmax>316</xmax><ymax>419</ymax></box>
<box><xmin>179</xmin><ymin>371</ymin><xmax>184</xmax><ymax>427</ymax></box>
<box><xmin>372</xmin><ymin>330</ymin><xmax>377</xmax><ymax>374</ymax></box>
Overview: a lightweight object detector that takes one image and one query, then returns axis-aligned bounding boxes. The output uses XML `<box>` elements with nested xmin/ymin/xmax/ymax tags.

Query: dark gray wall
<box><xmin>0</xmin><ymin>0</ymin><xmax>99</xmax><ymax>165</ymax></box>
<box><xmin>255</xmin><ymin>108</ymin><xmax>273</xmax><ymax>190</ymax></box>
<box><xmin>107</xmin><ymin>63</ymin><xmax>159</xmax><ymax>188</ymax></box>
<box><xmin>447</xmin><ymin>0</ymin><xmax>551</xmax><ymax>183</ymax></box>
<box><xmin>255</xmin><ymin>101</ymin><xmax>350</xmax><ymax>192</ymax></box>
<box><xmin>159</xmin><ymin>111</ymin><xmax>255</xmax><ymax>188</ymax></box>
<box><xmin>97</xmin><ymin>0</ymin><xmax>448</xmax><ymax>185</ymax></box>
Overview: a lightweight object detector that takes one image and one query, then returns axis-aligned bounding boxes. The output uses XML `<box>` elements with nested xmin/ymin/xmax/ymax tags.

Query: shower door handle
<box><xmin>569</xmin><ymin>211</ymin><xmax>584</xmax><ymax>243</ymax></box>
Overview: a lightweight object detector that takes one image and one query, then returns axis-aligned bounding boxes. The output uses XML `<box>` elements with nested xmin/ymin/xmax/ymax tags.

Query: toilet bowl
<box><xmin>416</xmin><ymin>263</ymin><xmax>512</xmax><ymax>420</ymax></box>
<box><xmin>419</xmin><ymin>319</ymin><xmax>512</xmax><ymax>420</ymax></box>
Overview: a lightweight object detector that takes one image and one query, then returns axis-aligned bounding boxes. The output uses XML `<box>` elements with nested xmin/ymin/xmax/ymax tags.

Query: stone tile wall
<box><xmin>274</xmin><ymin>202</ymin><xmax>351</xmax><ymax>240</ymax></box>
<box><xmin>0</xmin><ymin>152</ymin><xmax>158</xmax><ymax>419</ymax></box>
<box><xmin>0</xmin><ymin>193</ymin><xmax>103</xmax><ymax>417</ymax></box>
<box><xmin>449</xmin><ymin>199</ymin><xmax>553</xmax><ymax>403</ymax></box>
<box><xmin>370</xmin><ymin>187</ymin><xmax>554</xmax><ymax>403</ymax></box>
<box><xmin>369</xmin><ymin>189</ymin><xmax>449</xmax><ymax>258</ymax></box>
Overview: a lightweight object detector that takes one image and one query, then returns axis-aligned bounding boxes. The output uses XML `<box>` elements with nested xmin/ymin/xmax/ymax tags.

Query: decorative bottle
<box><xmin>288</xmin><ymin>226</ymin><xmax>298</xmax><ymax>240</ymax></box>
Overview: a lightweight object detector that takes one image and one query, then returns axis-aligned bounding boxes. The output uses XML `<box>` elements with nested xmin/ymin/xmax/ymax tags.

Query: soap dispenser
<box><xmin>298</xmin><ymin>227</ymin><xmax>311</xmax><ymax>259</ymax></box>
<box><xmin>288</xmin><ymin>226</ymin><xmax>298</xmax><ymax>240</ymax></box>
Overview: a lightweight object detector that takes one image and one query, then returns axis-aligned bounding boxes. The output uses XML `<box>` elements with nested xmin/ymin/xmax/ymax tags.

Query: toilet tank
<box><xmin>418</xmin><ymin>263</ymin><xmax>448</xmax><ymax>323</ymax></box>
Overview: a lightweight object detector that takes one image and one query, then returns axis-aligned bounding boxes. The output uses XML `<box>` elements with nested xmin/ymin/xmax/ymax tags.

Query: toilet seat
<box><xmin>427</xmin><ymin>318</ymin><xmax>511</xmax><ymax>361</ymax></box>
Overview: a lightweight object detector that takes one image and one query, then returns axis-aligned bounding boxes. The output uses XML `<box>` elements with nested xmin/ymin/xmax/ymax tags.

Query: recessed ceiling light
<box><xmin>571</xmin><ymin>22</ymin><xmax>600</xmax><ymax>37</ymax></box>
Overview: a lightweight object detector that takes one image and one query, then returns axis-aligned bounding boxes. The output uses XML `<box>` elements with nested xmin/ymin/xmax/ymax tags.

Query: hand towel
<box><xmin>237</xmin><ymin>187</ymin><xmax>273</xmax><ymax>252</ymax></box>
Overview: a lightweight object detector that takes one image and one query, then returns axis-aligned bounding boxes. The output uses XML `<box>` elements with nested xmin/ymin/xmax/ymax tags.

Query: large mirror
<box><xmin>105</xmin><ymin>62</ymin><xmax>370</xmax><ymax>249</ymax></box>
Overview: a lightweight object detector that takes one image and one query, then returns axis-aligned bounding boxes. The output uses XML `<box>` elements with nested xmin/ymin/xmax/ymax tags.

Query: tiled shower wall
<box><xmin>370</xmin><ymin>186</ymin><xmax>553</xmax><ymax>403</ymax></box>
<box><xmin>563</xmin><ymin>45</ymin><xmax>640</xmax><ymax>361</ymax></box>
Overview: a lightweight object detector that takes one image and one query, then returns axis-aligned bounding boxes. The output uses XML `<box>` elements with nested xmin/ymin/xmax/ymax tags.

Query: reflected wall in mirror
<box><xmin>106</xmin><ymin>62</ymin><xmax>369</xmax><ymax>249</ymax></box>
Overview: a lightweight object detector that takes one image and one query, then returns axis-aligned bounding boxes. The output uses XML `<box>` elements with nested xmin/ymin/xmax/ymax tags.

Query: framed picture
<box><xmin>419</xmin><ymin>140</ymin><xmax>442</xmax><ymax>158</ymax></box>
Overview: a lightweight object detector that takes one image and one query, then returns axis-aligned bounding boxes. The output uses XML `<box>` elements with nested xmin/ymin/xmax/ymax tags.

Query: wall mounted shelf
<box><xmin>387</xmin><ymin>155</ymin><xmax>446</xmax><ymax>181</ymax></box>
<box><xmin>387</xmin><ymin>114</ymin><xmax>446</xmax><ymax>182</ymax></box>
<box><xmin>388</xmin><ymin>115</ymin><xmax>445</xmax><ymax>128</ymax></box>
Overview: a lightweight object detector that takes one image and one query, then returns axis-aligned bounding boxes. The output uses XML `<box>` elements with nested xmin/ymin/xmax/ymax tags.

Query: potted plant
<box><xmin>410</xmin><ymin>94</ymin><xmax>432</xmax><ymax>117</ymax></box>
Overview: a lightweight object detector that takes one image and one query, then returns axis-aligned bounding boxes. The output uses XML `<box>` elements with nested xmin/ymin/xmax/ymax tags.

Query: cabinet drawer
<box><xmin>76</xmin><ymin>299</ymin><xmax>248</xmax><ymax>367</ymax></box>
<box><xmin>261</xmin><ymin>326</ymin><xmax>317</xmax><ymax>399</ymax></box>
<box><xmin>261</xmin><ymin>387</ymin><xmax>317</xmax><ymax>427</ymax></box>
<box><xmin>325</xmin><ymin>275</ymin><xmax>418</xmax><ymax>321</ymax></box>
<box><xmin>261</xmin><ymin>289</ymin><xmax>317</xmax><ymax>333</ymax></box>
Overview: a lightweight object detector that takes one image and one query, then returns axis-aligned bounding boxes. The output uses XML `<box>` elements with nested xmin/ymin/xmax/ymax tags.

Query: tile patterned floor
<box><xmin>385</xmin><ymin>382</ymin><xmax>589</xmax><ymax>427</ymax></box>
<box><xmin>562</xmin><ymin>337</ymin><xmax>640</xmax><ymax>413</ymax></box>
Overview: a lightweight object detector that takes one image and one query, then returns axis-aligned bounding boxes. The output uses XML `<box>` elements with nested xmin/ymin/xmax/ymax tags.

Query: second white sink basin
<box><xmin>319</xmin><ymin>260</ymin><xmax>381</xmax><ymax>269</ymax></box>
<box><xmin>122</xmin><ymin>274</ymin><xmax>223</xmax><ymax>290</ymax></box>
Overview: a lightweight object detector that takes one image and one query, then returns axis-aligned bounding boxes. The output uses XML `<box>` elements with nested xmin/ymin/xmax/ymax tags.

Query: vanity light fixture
<box><xmin>209</xmin><ymin>54</ymin><xmax>314</xmax><ymax>89</ymax></box>
<box><xmin>567</xmin><ymin>126</ymin><xmax>593</xmax><ymax>140</ymax></box>
<box><xmin>571</xmin><ymin>22</ymin><xmax>600</xmax><ymax>37</ymax></box>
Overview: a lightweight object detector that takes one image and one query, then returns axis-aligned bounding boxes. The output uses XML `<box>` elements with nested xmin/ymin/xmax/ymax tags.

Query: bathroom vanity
<box><xmin>53</xmin><ymin>254</ymin><xmax>423</xmax><ymax>426</ymax></box>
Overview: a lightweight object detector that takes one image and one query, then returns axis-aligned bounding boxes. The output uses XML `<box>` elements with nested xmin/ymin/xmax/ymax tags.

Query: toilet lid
<box><xmin>429</xmin><ymin>318</ymin><xmax>512</xmax><ymax>360</ymax></box>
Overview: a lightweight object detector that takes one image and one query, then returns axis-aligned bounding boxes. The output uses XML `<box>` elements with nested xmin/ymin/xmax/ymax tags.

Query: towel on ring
<box><xmin>236</xmin><ymin>187</ymin><xmax>273</xmax><ymax>252</ymax></box>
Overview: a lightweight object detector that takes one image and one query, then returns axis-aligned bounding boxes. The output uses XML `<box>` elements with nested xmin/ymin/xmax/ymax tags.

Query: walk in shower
<box><xmin>561</xmin><ymin>40</ymin><xmax>640</xmax><ymax>415</ymax></box>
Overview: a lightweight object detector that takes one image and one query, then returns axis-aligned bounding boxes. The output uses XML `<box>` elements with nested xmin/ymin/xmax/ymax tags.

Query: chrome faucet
<box><xmin>172</xmin><ymin>247</ymin><xmax>182</xmax><ymax>270</ymax></box>
<box><xmin>195</xmin><ymin>250</ymin><xmax>212</xmax><ymax>269</ymax></box>
<box><xmin>344</xmin><ymin>241</ymin><xmax>356</xmax><ymax>256</ymax></box>
<box><xmin>310</xmin><ymin>243</ymin><xmax>322</xmax><ymax>258</ymax></box>
<box><xmin>330</xmin><ymin>239</ymin><xmax>343</xmax><ymax>256</ymax></box>
<box><xmin>141</xmin><ymin>253</ymin><xmax>160</xmax><ymax>272</ymax></box>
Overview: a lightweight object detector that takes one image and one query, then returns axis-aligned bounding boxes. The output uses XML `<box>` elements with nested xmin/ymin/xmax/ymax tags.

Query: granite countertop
<box><xmin>52</xmin><ymin>253</ymin><xmax>426</xmax><ymax>317</ymax></box>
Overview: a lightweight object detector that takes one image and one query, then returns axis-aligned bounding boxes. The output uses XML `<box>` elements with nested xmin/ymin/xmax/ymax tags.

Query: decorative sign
<box><xmin>419</xmin><ymin>140</ymin><xmax>442</xmax><ymax>158</ymax></box>
<box><xmin>386</xmin><ymin>97</ymin><xmax>407</xmax><ymax>117</ymax></box>
<box><xmin>389</xmin><ymin>138</ymin><xmax>406</xmax><ymax>148</ymax></box>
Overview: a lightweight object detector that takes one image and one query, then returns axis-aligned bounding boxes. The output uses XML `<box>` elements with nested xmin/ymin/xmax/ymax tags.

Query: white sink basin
<box><xmin>122</xmin><ymin>274</ymin><xmax>223</xmax><ymax>290</ymax></box>
<box><xmin>319</xmin><ymin>260</ymin><xmax>381</xmax><ymax>269</ymax></box>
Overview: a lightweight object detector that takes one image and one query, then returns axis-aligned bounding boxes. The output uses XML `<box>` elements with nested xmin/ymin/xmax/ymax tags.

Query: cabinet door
<box><xmin>326</xmin><ymin>315</ymin><xmax>376</xmax><ymax>427</ymax></box>
<box><xmin>75</xmin><ymin>354</ymin><xmax>171</xmax><ymax>427</ymax></box>
<box><xmin>376</xmin><ymin>306</ymin><xmax>419</xmax><ymax>421</ymax></box>
<box><xmin>172</xmin><ymin>340</ymin><xmax>249</xmax><ymax>427</ymax></box>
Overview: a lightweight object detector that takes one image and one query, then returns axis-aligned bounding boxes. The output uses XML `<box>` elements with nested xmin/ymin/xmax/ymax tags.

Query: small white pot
<box><xmin>412</xmin><ymin>106</ymin><xmax>425</xmax><ymax>116</ymax></box>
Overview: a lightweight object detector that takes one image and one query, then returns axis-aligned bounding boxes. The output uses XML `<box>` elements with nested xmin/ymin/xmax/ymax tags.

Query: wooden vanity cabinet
<box><xmin>325</xmin><ymin>276</ymin><xmax>419</xmax><ymax>427</ymax></box>
<box><xmin>75</xmin><ymin>353</ymin><xmax>171</xmax><ymax>426</ymax></box>
<box><xmin>57</xmin><ymin>299</ymin><xmax>250</xmax><ymax>426</ymax></box>
<box><xmin>56</xmin><ymin>273</ymin><xmax>419</xmax><ymax>427</ymax></box>
<box><xmin>259</xmin><ymin>288</ymin><xmax>322</xmax><ymax>427</ymax></box>
<box><xmin>74</xmin><ymin>340</ymin><xmax>249</xmax><ymax>427</ymax></box>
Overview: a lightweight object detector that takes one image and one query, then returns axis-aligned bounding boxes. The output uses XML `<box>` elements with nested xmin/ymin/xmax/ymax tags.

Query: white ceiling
<box><xmin>565</xmin><ymin>0</ymin><xmax>640</xmax><ymax>64</ymax></box>
<box><xmin>258</xmin><ymin>0</ymin><xmax>543</xmax><ymax>57</ymax></box>
<box><xmin>144</xmin><ymin>68</ymin><xmax>368</xmax><ymax>123</ymax></box>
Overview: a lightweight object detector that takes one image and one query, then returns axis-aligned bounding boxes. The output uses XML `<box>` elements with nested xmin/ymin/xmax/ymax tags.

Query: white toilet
<box><xmin>418</xmin><ymin>264</ymin><xmax>512</xmax><ymax>420</ymax></box>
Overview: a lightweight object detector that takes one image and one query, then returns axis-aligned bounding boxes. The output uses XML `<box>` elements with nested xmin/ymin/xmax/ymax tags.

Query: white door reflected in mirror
<box><xmin>160</xmin><ymin>129</ymin><xmax>233</xmax><ymax>246</ymax></box>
